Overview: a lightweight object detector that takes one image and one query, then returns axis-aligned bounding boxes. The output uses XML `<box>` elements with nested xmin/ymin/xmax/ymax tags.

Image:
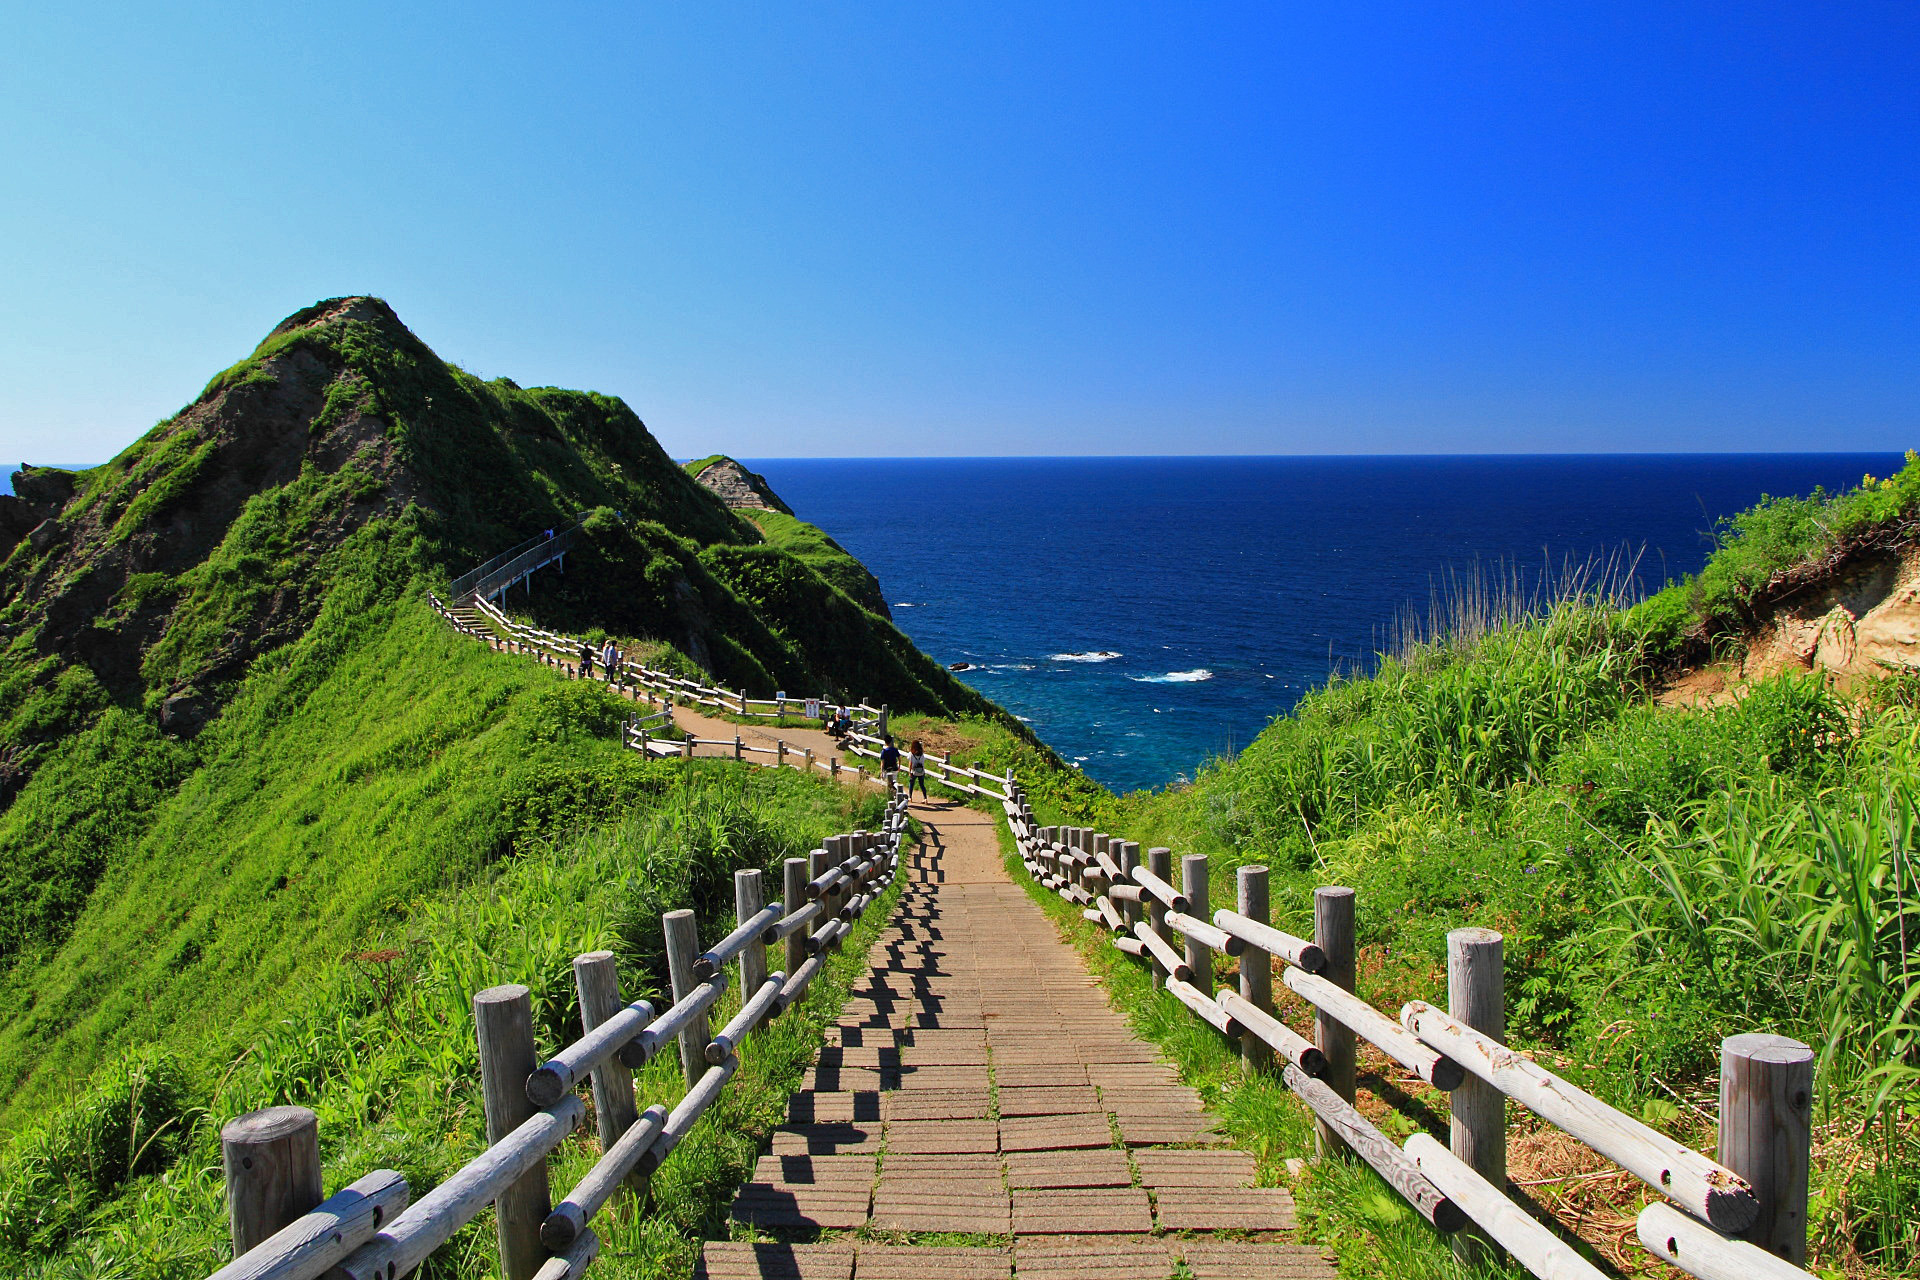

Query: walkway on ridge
<box><xmin>698</xmin><ymin>795</ymin><xmax>1336</xmax><ymax>1280</ymax></box>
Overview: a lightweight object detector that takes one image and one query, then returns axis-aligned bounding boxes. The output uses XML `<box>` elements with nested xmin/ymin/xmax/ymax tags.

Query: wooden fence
<box><xmin>999</xmin><ymin>792</ymin><xmax>1819</xmax><ymax>1280</ymax></box>
<box><xmin>442</xmin><ymin>593</ymin><xmax>889</xmax><ymax>734</ymax></box>
<box><xmin>207</xmin><ymin>794</ymin><xmax>912</xmax><ymax>1280</ymax></box>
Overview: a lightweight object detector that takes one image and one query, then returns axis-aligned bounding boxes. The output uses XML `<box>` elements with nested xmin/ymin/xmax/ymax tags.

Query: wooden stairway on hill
<box><xmin>697</xmin><ymin>799</ymin><xmax>1335</xmax><ymax>1280</ymax></box>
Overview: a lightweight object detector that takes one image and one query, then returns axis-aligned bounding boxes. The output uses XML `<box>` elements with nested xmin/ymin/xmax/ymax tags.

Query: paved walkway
<box><xmin>698</xmin><ymin>797</ymin><xmax>1335</xmax><ymax>1280</ymax></box>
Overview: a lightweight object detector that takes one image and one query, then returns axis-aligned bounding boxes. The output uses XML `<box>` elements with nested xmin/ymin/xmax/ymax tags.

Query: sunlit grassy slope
<box><xmin>1011</xmin><ymin>457</ymin><xmax>1920</xmax><ymax>1275</ymax></box>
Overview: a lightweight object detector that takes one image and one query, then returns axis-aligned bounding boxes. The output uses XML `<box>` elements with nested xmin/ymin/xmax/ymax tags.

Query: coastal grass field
<box><xmin>1006</xmin><ymin>456</ymin><xmax>1920</xmax><ymax>1275</ymax></box>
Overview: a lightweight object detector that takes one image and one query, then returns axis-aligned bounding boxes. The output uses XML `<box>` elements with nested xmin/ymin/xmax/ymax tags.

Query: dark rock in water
<box><xmin>949</xmin><ymin>661</ymin><xmax>972</xmax><ymax>671</ymax></box>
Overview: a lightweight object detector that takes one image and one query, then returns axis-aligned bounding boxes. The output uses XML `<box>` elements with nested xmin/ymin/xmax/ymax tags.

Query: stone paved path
<box><xmin>698</xmin><ymin>797</ymin><xmax>1336</xmax><ymax>1280</ymax></box>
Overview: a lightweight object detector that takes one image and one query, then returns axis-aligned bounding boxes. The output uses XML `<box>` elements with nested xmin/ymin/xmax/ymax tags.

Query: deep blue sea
<box><xmin>748</xmin><ymin>454</ymin><xmax>1903</xmax><ymax>793</ymax></box>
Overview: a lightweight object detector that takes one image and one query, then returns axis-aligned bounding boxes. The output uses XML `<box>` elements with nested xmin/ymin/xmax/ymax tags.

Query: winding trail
<box><xmin>697</xmin><ymin>794</ymin><xmax>1336</xmax><ymax>1280</ymax></box>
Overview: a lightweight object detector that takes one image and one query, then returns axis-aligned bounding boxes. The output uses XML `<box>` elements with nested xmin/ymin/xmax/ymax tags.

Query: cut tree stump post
<box><xmin>1720</xmin><ymin>1033</ymin><xmax>1813</xmax><ymax>1263</ymax></box>
<box><xmin>783</xmin><ymin>858</ymin><xmax>809</xmax><ymax>974</ymax></box>
<box><xmin>221</xmin><ymin>1105</ymin><xmax>323</xmax><ymax>1258</ymax></box>
<box><xmin>475</xmin><ymin>984</ymin><xmax>550</xmax><ymax>1280</ymax></box>
<box><xmin>1448</xmin><ymin>926</ymin><xmax>1506</xmax><ymax>1266</ymax></box>
<box><xmin>1148</xmin><ymin>848</ymin><xmax>1175</xmax><ymax>990</ymax></box>
<box><xmin>1238</xmin><ymin>865</ymin><xmax>1273</xmax><ymax>1075</ymax></box>
<box><xmin>1313</xmin><ymin>887</ymin><xmax>1356</xmax><ymax>1159</ymax></box>
<box><xmin>1182</xmin><ymin>855</ymin><xmax>1212</xmax><ymax>996</ymax></box>
<box><xmin>573</xmin><ymin>952</ymin><xmax>643</xmax><ymax>1194</ymax></box>
<box><xmin>663</xmin><ymin>911</ymin><xmax>708</xmax><ymax>1088</ymax></box>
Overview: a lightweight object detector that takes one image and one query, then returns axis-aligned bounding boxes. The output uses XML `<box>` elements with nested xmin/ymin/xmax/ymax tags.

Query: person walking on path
<box><xmin>600</xmin><ymin>639</ymin><xmax>617</xmax><ymax>685</ymax></box>
<box><xmin>907</xmin><ymin>739</ymin><xmax>929</xmax><ymax>799</ymax></box>
<box><xmin>578</xmin><ymin>640</ymin><xmax>594</xmax><ymax>680</ymax></box>
<box><xmin>879</xmin><ymin>736</ymin><xmax>901</xmax><ymax>791</ymax></box>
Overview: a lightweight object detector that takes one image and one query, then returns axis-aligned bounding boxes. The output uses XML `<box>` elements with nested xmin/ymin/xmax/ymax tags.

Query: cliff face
<box><xmin>691</xmin><ymin>456</ymin><xmax>793</xmax><ymax>514</ymax></box>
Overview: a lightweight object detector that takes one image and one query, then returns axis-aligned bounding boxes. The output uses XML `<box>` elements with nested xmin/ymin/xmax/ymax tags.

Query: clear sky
<box><xmin>3</xmin><ymin>3</ymin><xmax>1915</xmax><ymax>463</ymax></box>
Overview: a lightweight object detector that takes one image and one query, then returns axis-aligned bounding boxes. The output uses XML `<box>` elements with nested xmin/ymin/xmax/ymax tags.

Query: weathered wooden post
<box><xmin>221</xmin><ymin>1105</ymin><xmax>323</xmax><ymax>1257</ymax></box>
<box><xmin>1118</xmin><ymin>841</ymin><xmax>1141</xmax><ymax>931</ymax></box>
<box><xmin>1720</xmin><ymin>1033</ymin><xmax>1813</xmax><ymax>1263</ymax></box>
<box><xmin>573</xmin><ymin>952</ymin><xmax>643</xmax><ymax>1193</ymax></box>
<box><xmin>1148</xmin><ymin>848</ymin><xmax>1175</xmax><ymax>990</ymax></box>
<box><xmin>1448</xmin><ymin>926</ymin><xmax>1505</xmax><ymax>1264</ymax></box>
<box><xmin>1182</xmin><ymin>854</ymin><xmax>1212</xmax><ymax>994</ymax></box>
<box><xmin>662</xmin><ymin>911</ymin><xmax>708</xmax><ymax>1087</ymax></box>
<box><xmin>739</xmin><ymin>690</ymin><xmax>749</xmax><ymax>716</ymax></box>
<box><xmin>879</xmin><ymin>704</ymin><xmax>890</xmax><ymax>735</ymax></box>
<box><xmin>783</xmin><ymin>858</ymin><xmax>809</xmax><ymax>975</ymax></box>
<box><xmin>1313</xmin><ymin>887</ymin><xmax>1357</xmax><ymax>1158</ymax></box>
<box><xmin>475</xmin><ymin>984</ymin><xmax>550</xmax><ymax>1280</ymax></box>
<box><xmin>803</xmin><ymin>746</ymin><xmax>814</xmax><ymax>771</ymax></box>
<box><xmin>1238</xmin><ymin>865</ymin><xmax>1273</xmax><ymax>1075</ymax></box>
<box><xmin>736</xmin><ymin>869</ymin><xmax>769</xmax><ymax>1000</ymax></box>
<box><xmin>733</xmin><ymin>735</ymin><xmax>743</xmax><ymax>761</ymax></box>
<box><xmin>776</xmin><ymin>740</ymin><xmax>786</xmax><ymax>768</ymax></box>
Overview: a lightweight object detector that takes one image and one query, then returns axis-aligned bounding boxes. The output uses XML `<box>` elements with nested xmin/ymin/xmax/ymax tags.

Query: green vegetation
<box><xmin>737</xmin><ymin>508</ymin><xmax>888</xmax><ymax>616</ymax></box>
<box><xmin>0</xmin><ymin>742</ymin><xmax>891</xmax><ymax>1276</ymax></box>
<box><xmin>995</xmin><ymin>824</ymin><xmax>1541</xmax><ymax>1280</ymax></box>
<box><xmin>1011</xmin><ymin>466</ymin><xmax>1920</xmax><ymax>1275</ymax></box>
<box><xmin>1631</xmin><ymin>449</ymin><xmax>1920</xmax><ymax>655</ymax></box>
<box><xmin>0</xmin><ymin>296</ymin><xmax>969</xmax><ymax>1277</ymax></box>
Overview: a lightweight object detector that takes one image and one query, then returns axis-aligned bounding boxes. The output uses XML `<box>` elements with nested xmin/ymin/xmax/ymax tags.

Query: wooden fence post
<box><xmin>1148</xmin><ymin>848</ymin><xmax>1175</xmax><ymax>990</ymax></box>
<box><xmin>475</xmin><ymin>984</ymin><xmax>549</xmax><ymax>1280</ymax></box>
<box><xmin>221</xmin><ymin>1105</ymin><xmax>323</xmax><ymax>1257</ymax></box>
<box><xmin>1118</xmin><ymin>841</ymin><xmax>1141</xmax><ymax>932</ymax></box>
<box><xmin>1238</xmin><ymin>865</ymin><xmax>1274</xmax><ymax>1075</ymax></box>
<box><xmin>733</xmin><ymin>735</ymin><xmax>743</xmax><ymax>761</ymax></box>
<box><xmin>1182</xmin><ymin>855</ymin><xmax>1212</xmax><ymax>995</ymax></box>
<box><xmin>662</xmin><ymin>911</ymin><xmax>708</xmax><ymax>1088</ymax></box>
<box><xmin>1448</xmin><ymin>926</ymin><xmax>1505</xmax><ymax>1265</ymax></box>
<box><xmin>784</xmin><ymin>857</ymin><xmax>809</xmax><ymax>975</ymax></box>
<box><xmin>1313</xmin><ymin>887</ymin><xmax>1356</xmax><ymax>1159</ymax></box>
<box><xmin>573</xmin><ymin>952</ymin><xmax>643</xmax><ymax>1194</ymax></box>
<box><xmin>736</xmin><ymin>869</ymin><xmax>768</xmax><ymax>1001</ymax></box>
<box><xmin>1720</xmin><ymin>1033</ymin><xmax>1813</xmax><ymax>1263</ymax></box>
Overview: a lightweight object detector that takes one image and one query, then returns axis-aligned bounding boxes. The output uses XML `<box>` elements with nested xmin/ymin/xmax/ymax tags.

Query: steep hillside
<box><xmin>0</xmin><ymin>298</ymin><xmax>995</xmax><ymax>978</ymax></box>
<box><xmin>0</xmin><ymin>299</ymin><xmax>1005</xmax><ymax>1276</ymax></box>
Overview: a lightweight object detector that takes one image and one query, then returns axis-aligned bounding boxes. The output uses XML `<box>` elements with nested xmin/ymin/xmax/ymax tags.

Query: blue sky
<box><xmin>2</xmin><ymin>3</ymin><xmax>1915</xmax><ymax>462</ymax></box>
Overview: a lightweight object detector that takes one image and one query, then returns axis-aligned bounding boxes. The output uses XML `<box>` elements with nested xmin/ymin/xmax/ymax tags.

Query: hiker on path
<box><xmin>578</xmin><ymin>641</ymin><xmax>594</xmax><ymax>680</ymax></box>
<box><xmin>907</xmin><ymin>739</ymin><xmax>929</xmax><ymax>799</ymax></box>
<box><xmin>879</xmin><ymin>736</ymin><xmax>901</xmax><ymax>791</ymax></box>
<box><xmin>601</xmin><ymin>639</ymin><xmax>617</xmax><ymax>682</ymax></box>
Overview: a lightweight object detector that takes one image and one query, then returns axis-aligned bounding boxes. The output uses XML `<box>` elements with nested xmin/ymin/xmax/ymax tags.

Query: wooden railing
<box><xmin>208</xmin><ymin>795</ymin><xmax>911</xmax><ymax>1280</ymax></box>
<box><xmin>997</xmin><ymin>789</ymin><xmax>1820</xmax><ymax>1280</ymax></box>
<box><xmin>444</xmin><ymin>594</ymin><xmax>888</xmax><ymax>732</ymax></box>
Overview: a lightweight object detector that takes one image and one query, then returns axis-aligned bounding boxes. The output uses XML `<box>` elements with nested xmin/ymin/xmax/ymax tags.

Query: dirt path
<box><xmin>698</xmin><ymin>795</ymin><xmax>1336</xmax><ymax>1280</ymax></box>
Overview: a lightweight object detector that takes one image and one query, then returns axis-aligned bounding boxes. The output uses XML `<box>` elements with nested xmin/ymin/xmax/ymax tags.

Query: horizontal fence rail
<box><xmin>210</xmin><ymin>795</ymin><xmax>912</xmax><ymax>1280</ymax></box>
<box><xmin>1000</xmin><ymin>793</ymin><xmax>1819</xmax><ymax>1280</ymax></box>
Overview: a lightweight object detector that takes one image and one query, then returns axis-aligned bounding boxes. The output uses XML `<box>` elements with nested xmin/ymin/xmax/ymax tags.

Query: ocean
<box><xmin>748</xmin><ymin>454</ymin><xmax>1904</xmax><ymax>794</ymax></box>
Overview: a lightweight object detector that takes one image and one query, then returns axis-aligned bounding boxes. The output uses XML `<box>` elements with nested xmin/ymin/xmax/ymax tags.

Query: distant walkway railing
<box><xmin>998</xmin><ymin>789</ymin><xmax>1821</xmax><ymax>1280</ymax></box>
<box><xmin>209</xmin><ymin>795</ymin><xmax>910</xmax><ymax>1280</ymax></box>
<box><xmin>450</xmin><ymin>522</ymin><xmax>583</xmax><ymax>605</ymax></box>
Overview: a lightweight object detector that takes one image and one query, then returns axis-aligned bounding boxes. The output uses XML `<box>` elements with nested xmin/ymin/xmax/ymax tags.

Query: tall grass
<box><xmin>0</xmin><ymin>760</ymin><xmax>884</xmax><ymax>1277</ymax></box>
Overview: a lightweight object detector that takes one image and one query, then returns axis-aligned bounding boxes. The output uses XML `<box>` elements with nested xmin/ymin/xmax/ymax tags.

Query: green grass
<box><xmin>0</xmin><ymin>711</ymin><xmax>891</xmax><ymax>1276</ymax></box>
<box><xmin>1629</xmin><ymin>448</ymin><xmax>1920</xmax><ymax>655</ymax></box>
<box><xmin>990</xmin><ymin>821</ymin><xmax>1542</xmax><ymax>1280</ymax></box>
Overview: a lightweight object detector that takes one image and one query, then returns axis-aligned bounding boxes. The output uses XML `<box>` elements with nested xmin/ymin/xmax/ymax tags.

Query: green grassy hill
<box><xmin>0</xmin><ymin>298</ymin><xmax>1005</xmax><ymax>1276</ymax></box>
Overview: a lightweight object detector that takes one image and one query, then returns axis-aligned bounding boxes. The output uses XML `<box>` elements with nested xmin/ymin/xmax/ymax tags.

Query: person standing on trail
<box><xmin>907</xmin><ymin>739</ymin><xmax>929</xmax><ymax>799</ymax></box>
<box><xmin>578</xmin><ymin>640</ymin><xmax>594</xmax><ymax>680</ymax></box>
<box><xmin>601</xmin><ymin>639</ymin><xmax>617</xmax><ymax>681</ymax></box>
<box><xmin>879</xmin><ymin>736</ymin><xmax>901</xmax><ymax>791</ymax></box>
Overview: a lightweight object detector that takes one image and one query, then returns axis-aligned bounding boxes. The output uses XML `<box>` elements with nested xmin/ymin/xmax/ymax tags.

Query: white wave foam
<box><xmin>1051</xmin><ymin>651</ymin><xmax>1121</xmax><ymax>663</ymax></box>
<box><xmin>1130</xmin><ymin>668</ymin><xmax>1214</xmax><ymax>684</ymax></box>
